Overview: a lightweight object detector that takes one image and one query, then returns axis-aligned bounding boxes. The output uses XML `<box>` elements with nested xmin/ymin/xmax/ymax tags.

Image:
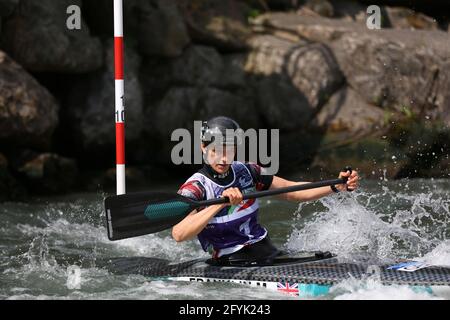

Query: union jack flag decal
<box><xmin>277</xmin><ymin>282</ymin><xmax>299</xmax><ymax>296</ymax></box>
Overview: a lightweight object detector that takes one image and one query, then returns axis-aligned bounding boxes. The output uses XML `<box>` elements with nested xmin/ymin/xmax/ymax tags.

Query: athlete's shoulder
<box><xmin>177</xmin><ymin>178</ymin><xmax>206</xmax><ymax>201</ymax></box>
<box><xmin>243</xmin><ymin>162</ymin><xmax>273</xmax><ymax>191</ymax></box>
<box><xmin>243</xmin><ymin>162</ymin><xmax>268</xmax><ymax>176</ymax></box>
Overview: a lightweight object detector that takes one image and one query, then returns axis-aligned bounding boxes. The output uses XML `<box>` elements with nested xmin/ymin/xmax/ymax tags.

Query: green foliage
<box><xmin>401</xmin><ymin>105</ymin><xmax>414</xmax><ymax>119</ymax></box>
<box><xmin>247</xmin><ymin>8</ymin><xmax>261</xmax><ymax>19</ymax></box>
<box><xmin>383</xmin><ymin>110</ymin><xmax>393</xmax><ymax>126</ymax></box>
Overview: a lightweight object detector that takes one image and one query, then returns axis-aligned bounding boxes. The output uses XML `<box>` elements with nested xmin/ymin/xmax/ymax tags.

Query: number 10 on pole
<box><xmin>114</xmin><ymin>0</ymin><xmax>126</xmax><ymax>195</ymax></box>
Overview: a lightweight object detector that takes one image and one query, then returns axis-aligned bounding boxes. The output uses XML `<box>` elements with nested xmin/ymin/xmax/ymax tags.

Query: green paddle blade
<box><xmin>144</xmin><ymin>199</ymin><xmax>192</xmax><ymax>221</ymax></box>
<box><xmin>105</xmin><ymin>192</ymin><xmax>195</xmax><ymax>241</ymax></box>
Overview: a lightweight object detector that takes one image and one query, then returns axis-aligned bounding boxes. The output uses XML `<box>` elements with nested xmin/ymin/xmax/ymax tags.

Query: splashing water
<box><xmin>0</xmin><ymin>180</ymin><xmax>449</xmax><ymax>300</ymax></box>
<box><xmin>285</xmin><ymin>179</ymin><xmax>450</xmax><ymax>266</ymax></box>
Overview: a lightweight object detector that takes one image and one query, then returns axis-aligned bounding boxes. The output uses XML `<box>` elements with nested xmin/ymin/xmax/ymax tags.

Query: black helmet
<box><xmin>201</xmin><ymin>116</ymin><xmax>241</xmax><ymax>146</ymax></box>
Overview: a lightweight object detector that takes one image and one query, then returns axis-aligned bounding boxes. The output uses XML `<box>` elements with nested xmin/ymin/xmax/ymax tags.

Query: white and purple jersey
<box><xmin>178</xmin><ymin>161</ymin><xmax>273</xmax><ymax>258</ymax></box>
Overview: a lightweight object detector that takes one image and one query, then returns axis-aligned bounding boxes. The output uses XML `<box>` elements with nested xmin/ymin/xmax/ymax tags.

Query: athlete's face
<box><xmin>202</xmin><ymin>144</ymin><xmax>236</xmax><ymax>174</ymax></box>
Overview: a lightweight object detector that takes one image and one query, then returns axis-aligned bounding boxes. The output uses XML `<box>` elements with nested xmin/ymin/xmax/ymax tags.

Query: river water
<box><xmin>1</xmin><ymin>179</ymin><xmax>449</xmax><ymax>300</ymax></box>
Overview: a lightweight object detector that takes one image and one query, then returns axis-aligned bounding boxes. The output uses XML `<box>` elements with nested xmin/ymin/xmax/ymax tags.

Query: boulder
<box><xmin>331</xmin><ymin>28</ymin><xmax>450</xmax><ymax>119</ymax></box>
<box><xmin>315</xmin><ymin>87</ymin><xmax>387</xmax><ymax>141</ymax></box>
<box><xmin>2</xmin><ymin>0</ymin><xmax>102</xmax><ymax>73</ymax></box>
<box><xmin>145</xmin><ymin>86</ymin><xmax>259</xmax><ymax>165</ymax></box>
<box><xmin>140</xmin><ymin>45</ymin><xmax>223</xmax><ymax>110</ymax></box>
<box><xmin>178</xmin><ymin>0</ymin><xmax>251</xmax><ymax>52</ymax></box>
<box><xmin>327</xmin><ymin>0</ymin><xmax>367</xmax><ymax>22</ymax></box>
<box><xmin>250</xmin><ymin>12</ymin><xmax>366</xmax><ymax>43</ymax></box>
<box><xmin>163</xmin><ymin>45</ymin><xmax>224</xmax><ymax>87</ymax></box>
<box><xmin>83</xmin><ymin>0</ymin><xmax>190</xmax><ymax>58</ymax></box>
<box><xmin>0</xmin><ymin>50</ymin><xmax>58</xmax><ymax>149</ymax></box>
<box><xmin>0</xmin><ymin>152</ymin><xmax>26</xmax><ymax>201</ymax></box>
<box><xmin>301</xmin><ymin>0</ymin><xmax>334</xmax><ymax>18</ymax></box>
<box><xmin>16</xmin><ymin>153</ymin><xmax>78</xmax><ymax>193</ymax></box>
<box><xmin>385</xmin><ymin>7</ymin><xmax>439</xmax><ymax>31</ymax></box>
<box><xmin>251</xmin><ymin>13</ymin><xmax>450</xmax><ymax>124</ymax></box>
<box><xmin>0</xmin><ymin>0</ymin><xmax>18</xmax><ymax>17</ymax></box>
<box><xmin>245</xmin><ymin>35</ymin><xmax>344</xmax><ymax>128</ymax></box>
<box><xmin>141</xmin><ymin>45</ymin><xmax>249</xmax><ymax>106</ymax></box>
<box><xmin>244</xmin><ymin>0</ymin><xmax>299</xmax><ymax>11</ymax></box>
<box><xmin>130</xmin><ymin>0</ymin><xmax>190</xmax><ymax>57</ymax></box>
<box><xmin>255</xmin><ymin>75</ymin><xmax>311</xmax><ymax>130</ymax></box>
<box><xmin>63</xmin><ymin>40</ymin><xmax>143</xmax><ymax>165</ymax></box>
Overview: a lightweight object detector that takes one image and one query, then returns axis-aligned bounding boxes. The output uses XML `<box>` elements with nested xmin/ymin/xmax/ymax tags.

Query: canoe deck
<box><xmin>102</xmin><ymin>254</ymin><xmax>450</xmax><ymax>287</ymax></box>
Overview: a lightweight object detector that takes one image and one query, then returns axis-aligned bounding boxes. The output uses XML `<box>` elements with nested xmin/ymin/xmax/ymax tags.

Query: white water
<box><xmin>0</xmin><ymin>180</ymin><xmax>449</xmax><ymax>300</ymax></box>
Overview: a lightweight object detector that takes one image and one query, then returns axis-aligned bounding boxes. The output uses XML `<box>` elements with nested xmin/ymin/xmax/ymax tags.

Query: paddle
<box><xmin>104</xmin><ymin>167</ymin><xmax>352</xmax><ymax>241</ymax></box>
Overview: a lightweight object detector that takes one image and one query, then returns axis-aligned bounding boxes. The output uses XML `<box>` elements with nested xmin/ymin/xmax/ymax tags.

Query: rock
<box><xmin>328</xmin><ymin>0</ymin><xmax>367</xmax><ymax>22</ymax></box>
<box><xmin>0</xmin><ymin>153</ymin><xmax>10</xmax><ymax>201</ymax></box>
<box><xmin>331</xmin><ymin>28</ymin><xmax>450</xmax><ymax>119</ymax></box>
<box><xmin>0</xmin><ymin>0</ymin><xmax>18</xmax><ymax>17</ymax></box>
<box><xmin>253</xmin><ymin>13</ymin><xmax>450</xmax><ymax>123</ymax></box>
<box><xmin>245</xmin><ymin>35</ymin><xmax>296</xmax><ymax>75</ymax></box>
<box><xmin>83</xmin><ymin>0</ymin><xmax>190</xmax><ymax>57</ymax></box>
<box><xmin>63</xmin><ymin>40</ymin><xmax>143</xmax><ymax>166</ymax></box>
<box><xmin>245</xmin><ymin>35</ymin><xmax>344</xmax><ymax>128</ymax></box>
<box><xmin>283</xmin><ymin>42</ymin><xmax>344</xmax><ymax>108</ymax></box>
<box><xmin>96</xmin><ymin>166</ymin><xmax>149</xmax><ymax>191</ymax></box>
<box><xmin>302</xmin><ymin>0</ymin><xmax>334</xmax><ymax>18</ymax></box>
<box><xmin>131</xmin><ymin>0</ymin><xmax>190</xmax><ymax>57</ymax></box>
<box><xmin>146</xmin><ymin>86</ymin><xmax>259</xmax><ymax>165</ymax></box>
<box><xmin>140</xmin><ymin>44</ymin><xmax>259</xmax><ymax>165</ymax></box>
<box><xmin>0</xmin><ymin>50</ymin><xmax>59</xmax><ymax>149</ymax></box>
<box><xmin>391</xmin><ymin>121</ymin><xmax>450</xmax><ymax>179</ymax></box>
<box><xmin>255</xmin><ymin>75</ymin><xmax>311</xmax><ymax>130</ymax></box>
<box><xmin>385</xmin><ymin>7</ymin><xmax>439</xmax><ymax>31</ymax></box>
<box><xmin>246</xmin><ymin>0</ymin><xmax>299</xmax><ymax>11</ymax></box>
<box><xmin>17</xmin><ymin>153</ymin><xmax>78</xmax><ymax>193</ymax></box>
<box><xmin>178</xmin><ymin>0</ymin><xmax>252</xmax><ymax>52</ymax></box>
<box><xmin>297</xmin><ymin>3</ymin><xmax>438</xmax><ymax>31</ymax></box>
<box><xmin>81</xmin><ymin>0</ymin><xmax>113</xmax><ymax>36</ymax></box>
<box><xmin>315</xmin><ymin>87</ymin><xmax>387</xmax><ymax>141</ymax></box>
<box><xmin>220</xmin><ymin>53</ymin><xmax>251</xmax><ymax>90</ymax></box>
<box><xmin>140</xmin><ymin>45</ymin><xmax>223</xmax><ymax>112</ymax></box>
<box><xmin>151</xmin><ymin>86</ymin><xmax>259</xmax><ymax>136</ymax></box>
<box><xmin>0</xmin><ymin>152</ymin><xmax>26</xmax><ymax>201</ymax></box>
<box><xmin>2</xmin><ymin>0</ymin><xmax>102</xmax><ymax>73</ymax></box>
<box><xmin>0</xmin><ymin>153</ymin><xmax>7</xmax><ymax>169</ymax></box>
<box><xmin>250</xmin><ymin>12</ymin><xmax>366</xmax><ymax>43</ymax></box>
<box><xmin>141</xmin><ymin>45</ymin><xmax>248</xmax><ymax>106</ymax></box>
<box><xmin>166</xmin><ymin>45</ymin><xmax>224</xmax><ymax>86</ymax></box>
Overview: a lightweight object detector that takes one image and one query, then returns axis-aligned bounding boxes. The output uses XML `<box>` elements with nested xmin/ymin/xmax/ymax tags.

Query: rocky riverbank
<box><xmin>0</xmin><ymin>0</ymin><xmax>449</xmax><ymax>200</ymax></box>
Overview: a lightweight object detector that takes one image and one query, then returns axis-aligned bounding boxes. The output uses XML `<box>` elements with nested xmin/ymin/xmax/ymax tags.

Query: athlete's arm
<box><xmin>172</xmin><ymin>205</ymin><xmax>224</xmax><ymax>242</ymax></box>
<box><xmin>172</xmin><ymin>188</ymin><xmax>243</xmax><ymax>242</ymax></box>
<box><xmin>269</xmin><ymin>170</ymin><xmax>359</xmax><ymax>202</ymax></box>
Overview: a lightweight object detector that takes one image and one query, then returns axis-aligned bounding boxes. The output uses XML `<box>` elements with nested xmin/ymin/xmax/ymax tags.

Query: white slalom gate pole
<box><xmin>114</xmin><ymin>0</ymin><xmax>126</xmax><ymax>195</ymax></box>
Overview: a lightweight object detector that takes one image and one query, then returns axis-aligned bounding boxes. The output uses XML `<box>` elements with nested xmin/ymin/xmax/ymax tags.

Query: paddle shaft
<box><xmin>195</xmin><ymin>177</ymin><xmax>348</xmax><ymax>207</ymax></box>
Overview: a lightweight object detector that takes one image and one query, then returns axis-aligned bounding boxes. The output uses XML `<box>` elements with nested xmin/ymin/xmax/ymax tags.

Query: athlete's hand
<box><xmin>222</xmin><ymin>187</ymin><xmax>244</xmax><ymax>206</ymax></box>
<box><xmin>337</xmin><ymin>169</ymin><xmax>359</xmax><ymax>192</ymax></box>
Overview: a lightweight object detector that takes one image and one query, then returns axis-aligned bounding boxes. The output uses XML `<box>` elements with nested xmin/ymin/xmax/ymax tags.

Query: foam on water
<box><xmin>1</xmin><ymin>181</ymin><xmax>449</xmax><ymax>300</ymax></box>
<box><xmin>286</xmin><ymin>181</ymin><xmax>450</xmax><ymax>265</ymax></box>
<box><xmin>330</xmin><ymin>278</ymin><xmax>444</xmax><ymax>300</ymax></box>
<box><xmin>284</xmin><ymin>180</ymin><xmax>450</xmax><ymax>300</ymax></box>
